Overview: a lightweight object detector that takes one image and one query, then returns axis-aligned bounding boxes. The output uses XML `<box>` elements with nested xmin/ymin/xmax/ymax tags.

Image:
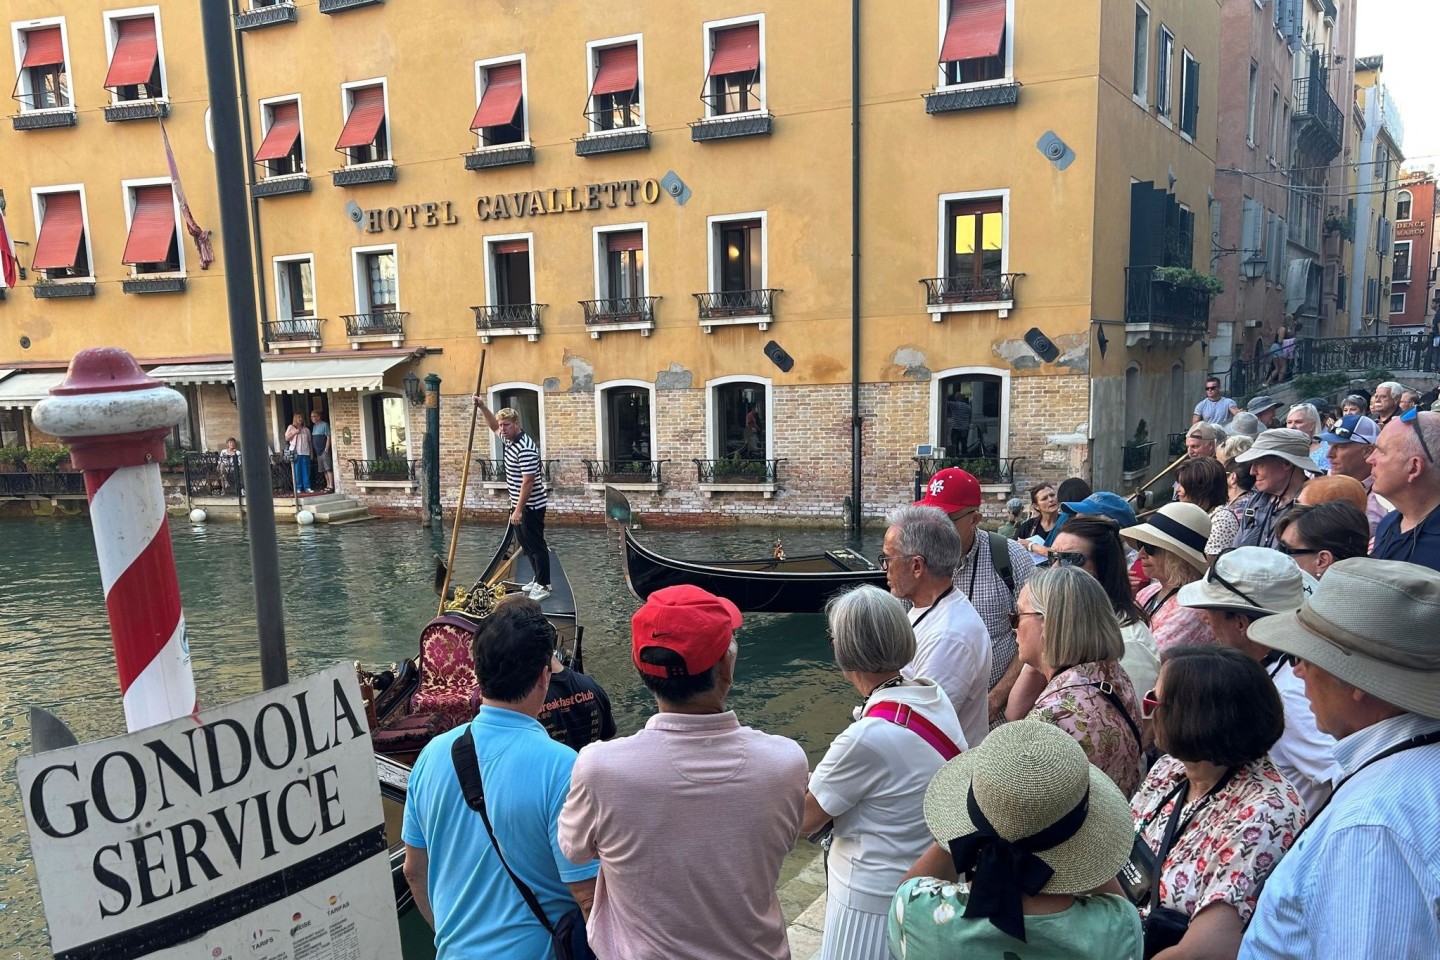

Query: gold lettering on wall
<box><xmin>365</xmin><ymin>180</ymin><xmax>662</xmax><ymax>232</ymax></box>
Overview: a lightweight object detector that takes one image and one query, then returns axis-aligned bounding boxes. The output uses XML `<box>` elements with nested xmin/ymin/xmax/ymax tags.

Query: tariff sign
<box><xmin>18</xmin><ymin>663</ymin><xmax>402</xmax><ymax>960</ymax></box>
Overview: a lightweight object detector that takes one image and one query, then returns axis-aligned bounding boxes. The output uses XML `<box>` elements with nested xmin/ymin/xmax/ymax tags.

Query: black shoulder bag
<box><xmin>451</xmin><ymin>728</ymin><xmax>596</xmax><ymax>960</ymax></box>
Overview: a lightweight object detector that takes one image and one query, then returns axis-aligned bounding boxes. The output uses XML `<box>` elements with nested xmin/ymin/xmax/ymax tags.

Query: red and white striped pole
<box><xmin>33</xmin><ymin>347</ymin><xmax>197</xmax><ymax>731</ymax></box>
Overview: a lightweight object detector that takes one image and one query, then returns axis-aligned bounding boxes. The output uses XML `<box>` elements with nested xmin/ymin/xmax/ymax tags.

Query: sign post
<box><xmin>18</xmin><ymin>663</ymin><xmax>402</xmax><ymax>960</ymax></box>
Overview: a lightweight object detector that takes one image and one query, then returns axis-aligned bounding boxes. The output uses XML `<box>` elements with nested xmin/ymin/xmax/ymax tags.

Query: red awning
<box><xmin>470</xmin><ymin>63</ymin><xmax>523</xmax><ymax>131</ymax></box>
<box><xmin>335</xmin><ymin>86</ymin><xmax>385</xmax><ymax>150</ymax></box>
<box><xmin>103</xmin><ymin>17</ymin><xmax>158</xmax><ymax>88</ymax></box>
<box><xmin>20</xmin><ymin>27</ymin><xmax>64</xmax><ymax>68</ymax></box>
<box><xmin>591</xmin><ymin>45</ymin><xmax>638</xmax><ymax>96</ymax></box>
<box><xmin>493</xmin><ymin>239</ymin><xmax>528</xmax><ymax>255</ymax></box>
<box><xmin>121</xmin><ymin>185</ymin><xmax>176</xmax><ymax>265</ymax></box>
<box><xmin>606</xmin><ymin>231</ymin><xmax>643</xmax><ymax>253</ymax></box>
<box><xmin>708</xmin><ymin>24</ymin><xmax>760</xmax><ymax>77</ymax></box>
<box><xmin>940</xmin><ymin>0</ymin><xmax>1006</xmax><ymax>63</ymax></box>
<box><xmin>254</xmin><ymin>101</ymin><xmax>301</xmax><ymax>161</ymax></box>
<box><xmin>31</xmin><ymin>192</ymin><xmax>85</xmax><ymax>271</ymax></box>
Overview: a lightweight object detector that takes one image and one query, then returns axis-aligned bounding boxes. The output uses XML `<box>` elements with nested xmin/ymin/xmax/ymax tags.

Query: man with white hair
<box><xmin>1185</xmin><ymin>421</ymin><xmax>1225</xmax><ymax>458</ymax></box>
<box><xmin>1239</xmin><ymin>558</ymin><xmax>1440</xmax><ymax>959</ymax></box>
<box><xmin>1368</xmin><ymin>410</ymin><xmax>1440</xmax><ymax>571</ymax></box>
<box><xmin>1371</xmin><ymin>381</ymin><xmax>1403</xmax><ymax>428</ymax></box>
<box><xmin>882</xmin><ymin>505</ymin><xmax>992</xmax><ymax>747</ymax></box>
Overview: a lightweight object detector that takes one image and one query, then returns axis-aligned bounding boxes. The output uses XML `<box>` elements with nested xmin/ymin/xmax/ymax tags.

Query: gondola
<box><xmin>606</xmin><ymin>485</ymin><xmax>885</xmax><ymax>614</ymax></box>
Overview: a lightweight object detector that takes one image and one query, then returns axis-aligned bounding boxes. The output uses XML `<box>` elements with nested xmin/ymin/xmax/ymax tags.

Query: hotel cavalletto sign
<box><xmin>361</xmin><ymin>177</ymin><xmax>663</xmax><ymax>233</ymax></box>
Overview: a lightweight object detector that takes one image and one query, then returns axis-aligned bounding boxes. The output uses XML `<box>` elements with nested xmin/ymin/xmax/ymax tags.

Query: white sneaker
<box><xmin>518</xmin><ymin>580</ymin><xmax>539</xmax><ymax>597</ymax></box>
<box><xmin>529</xmin><ymin>585</ymin><xmax>552</xmax><ymax>601</ymax></box>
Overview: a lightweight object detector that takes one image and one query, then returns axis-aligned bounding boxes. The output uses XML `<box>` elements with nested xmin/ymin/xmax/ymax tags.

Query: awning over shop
<box><xmin>261</xmin><ymin>355</ymin><xmax>408</xmax><ymax>395</ymax></box>
<box><xmin>147</xmin><ymin>362</ymin><xmax>234</xmax><ymax>385</ymax></box>
<box><xmin>0</xmin><ymin>371</ymin><xmax>67</xmax><ymax>409</ymax></box>
<box><xmin>1285</xmin><ymin>257</ymin><xmax>1314</xmax><ymax>316</ymax></box>
<box><xmin>0</xmin><ymin>369</ymin><xmax>16</xmax><ymax>384</ymax></box>
<box><xmin>941</xmin><ymin>0</ymin><xmax>1006</xmax><ymax>63</ymax></box>
<box><xmin>103</xmin><ymin>16</ymin><xmax>159</xmax><ymax>89</ymax></box>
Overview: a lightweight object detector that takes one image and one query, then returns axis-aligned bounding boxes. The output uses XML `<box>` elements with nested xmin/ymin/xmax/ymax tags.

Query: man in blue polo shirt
<box><xmin>1369</xmin><ymin>411</ymin><xmax>1440</xmax><ymax>572</ymax></box>
<box><xmin>403</xmin><ymin>600</ymin><xmax>598</xmax><ymax>958</ymax></box>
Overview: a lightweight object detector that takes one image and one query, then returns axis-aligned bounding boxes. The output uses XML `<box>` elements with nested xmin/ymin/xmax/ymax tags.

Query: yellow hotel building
<box><xmin>0</xmin><ymin>0</ymin><xmax>1220</xmax><ymax>521</ymax></box>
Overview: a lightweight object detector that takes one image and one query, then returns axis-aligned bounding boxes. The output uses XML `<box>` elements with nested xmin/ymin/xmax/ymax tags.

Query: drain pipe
<box><xmin>848</xmin><ymin>0</ymin><xmax>863</xmax><ymax>535</ymax></box>
<box><xmin>230</xmin><ymin>0</ymin><xmax>270</xmax><ymax>338</ymax></box>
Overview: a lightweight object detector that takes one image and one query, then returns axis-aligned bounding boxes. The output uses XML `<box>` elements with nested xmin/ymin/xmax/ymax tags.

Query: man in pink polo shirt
<box><xmin>558</xmin><ymin>585</ymin><xmax>808</xmax><ymax>959</ymax></box>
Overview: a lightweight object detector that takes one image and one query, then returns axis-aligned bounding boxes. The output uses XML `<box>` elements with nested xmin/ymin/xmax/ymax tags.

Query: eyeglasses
<box><xmin>1043</xmin><ymin>550</ymin><xmax>1091</xmax><ymax>568</ymax></box>
<box><xmin>1007</xmin><ymin>610</ymin><xmax>1043</xmax><ymax>629</ymax></box>
<box><xmin>948</xmin><ymin>509</ymin><xmax>980</xmax><ymax>524</ymax></box>
<box><xmin>1277</xmin><ymin>542</ymin><xmax>1320</xmax><ymax>557</ymax></box>
<box><xmin>1141</xmin><ymin>688</ymin><xmax>1161</xmax><ymax>720</ymax></box>
<box><xmin>1137</xmin><ymin>542</ymin><xmax>1160</xmax><ymax>557</ymax></box>
<box><xmin>1402</xmin><ymin>407</ymin><xmax>1434</xmax><ymax>464</ymax></box>
<box><xmin>877</xmin><ymin>552</ymin><xmax>919</xmax><ymax>570</ymax></box>
<box><xmin>1206</xmin><ymin>552</ymin><xmax>1261</xmax><ymax>607</ymax></box>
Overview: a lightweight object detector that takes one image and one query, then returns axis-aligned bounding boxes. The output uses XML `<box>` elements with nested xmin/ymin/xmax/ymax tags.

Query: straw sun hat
<box><xmin>922</xmin><ymin>720</ymin><xmax>1133</xmax><ymax>901</ymax></box>
<box><xmin>1120</xmin><ymin>501</ymin><xmax>1212</xmax><ymax>573</ymax></box>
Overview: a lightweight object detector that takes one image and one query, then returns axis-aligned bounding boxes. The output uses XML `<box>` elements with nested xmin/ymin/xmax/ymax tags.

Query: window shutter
<box><xmin>121</xmin><ymin>185</ymin><xmax>177</xmax><ymax>265</ymax></box>
<box><xmin>1241</xmin><ymin>199</ymin><xmax>1259</xmax><ymax>261</ymax></box>
<box><xmin>470</xmin><ymin>63</ymin><xmax>524</xmax><ymax>131</ymax></box>
<box><xmin>20</xmin><ymin>27</ymin><xmax>65</xmax><ymax>68</ymax></box>
<box><xmin>606</xmin><ymin>231</ymin><xmax>643</xmax><ymax>253</ymax></box>
<box><xmin>591</xmin><ymin>45</ymin><xmax>639</xmax><ymax>96</ymax></box>
<box><xmin>492</xmin><ymin>239</ymin><xmax>528</xmax><ymax>255</ymax></box>
<box><xmin>31</xmin><ymin>192</ymin><xmax>85</xmax><ymax>271</ymax></box>
<box><xmin>708</xmin><ymin>24</ymin><xmax>760</xmax><ymax>77</ymax></box>
<box><xmin>103</xmin><ymin>17</ymin><xmax>159</xmax><ymax>89</ymax></box>
<box><xmin>335</xmin><ymin>86</ymin><xmax>386</xmax><ymax>150</ymax></box>
<box><xmin>1128</xmin><ymin>181</ymin><xmax>1168</xmax><ymax>267</ymax></box>
<box><xmin>254</xmin><ymin>101</ymin><xmax>302</xmax><ymax>161</ymax></box>
<box><xmin>940</xmin><ymin>0</ymin><xmax>1006</xmax><ymax>63</ymax></box>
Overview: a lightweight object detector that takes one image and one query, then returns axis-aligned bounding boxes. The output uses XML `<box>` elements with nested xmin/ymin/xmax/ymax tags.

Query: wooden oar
<box><xmin>436</xmin><ymin>349</ymin><xmax>487</xmax><ymax>616</ymax></box>
<box><xmin>1128</xmin><ymin>452</ymin><xmax>1188</xmax><ymax>505</ymax></box>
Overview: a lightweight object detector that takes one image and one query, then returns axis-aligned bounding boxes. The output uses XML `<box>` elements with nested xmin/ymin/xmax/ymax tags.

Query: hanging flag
<box><xmin>0</xmin><ymin>204</ymin><xmax>18</xmax><ymax>289</ymax></box>
<box><xmin>159</xmin><ymin>120</ymin><xmax>215</xmax><ymax>270</ymax></box>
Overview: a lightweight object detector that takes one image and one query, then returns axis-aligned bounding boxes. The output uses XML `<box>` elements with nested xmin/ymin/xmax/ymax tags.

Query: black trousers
<box><xmin>516</xmin><ymin>506</ymin><xmax>551</xmax><ymax>587</ymax></box>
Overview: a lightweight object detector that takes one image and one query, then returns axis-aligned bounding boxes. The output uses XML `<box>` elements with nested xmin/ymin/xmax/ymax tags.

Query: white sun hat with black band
<box><xmin>1120</xmin><ymin>501</ymin><xmax>1212</xmax><ymax>573</ymax></box>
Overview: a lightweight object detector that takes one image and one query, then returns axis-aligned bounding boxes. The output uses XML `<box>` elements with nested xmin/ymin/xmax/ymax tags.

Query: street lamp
<box><xmin>403</xmin><ymin>370</ymin><xmax>424</xmax><ymax>406</ymax></box>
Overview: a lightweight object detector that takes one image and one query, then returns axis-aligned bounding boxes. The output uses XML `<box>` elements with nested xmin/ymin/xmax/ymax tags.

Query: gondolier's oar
<box><xmin>436</xmin><ymin>349</ymin><xmax>487</xmax><ymax>616</ymax></box>
<box><xmin>1127</xmin><ymin>452</ymin><xmax>1188</xmax><ymax>506</ymax></box>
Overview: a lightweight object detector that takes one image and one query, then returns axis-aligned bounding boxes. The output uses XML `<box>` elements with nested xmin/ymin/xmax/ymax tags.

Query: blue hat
<box><xmin>1060</xmin><ymin>492</ymin><xmax>1136</xmax><ymax>528</ymax></box>
<box><xmin>1319</xmin><ymin>414</ymin><xmax>1378</xmax><ymax>446</ymax></box>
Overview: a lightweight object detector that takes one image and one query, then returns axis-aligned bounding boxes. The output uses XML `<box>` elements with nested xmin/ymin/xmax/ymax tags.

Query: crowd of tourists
<box><xmin>398</xmin><ymin>378</ymin><xmax>1440</xmax><ymax>960</ymax></box>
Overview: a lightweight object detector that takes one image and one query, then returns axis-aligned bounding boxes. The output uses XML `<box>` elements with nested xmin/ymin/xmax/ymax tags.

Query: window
<box><xmin>103</xmin><ymin>12</ymin><xmax>164</xmax><ymax>103</ymax></box>
<box><xmin>1391</xmin><ymin>292</ymin><xmax>1406</xmax><ymax>314</ymax></box>
<box><xmin>939</xmin><ymin>0</ymin><xmax>1008</xmax><ymax>87</ymax></box>
<box><xmin>713</xmin><ymin>218</ymin><xmax>763</xmax><ymax>294</ymax></box>
<box><xmin>1280</xmin><ymin>102</ymin><xmax>1289</xmax><ymax>163</ymax></box>
<box><xmin>489</xmin><ymin>385</ymin><xmax>541</xmax><ymax>458</ymax></box>
<box><xmin>472</xmin><ymin>59</ymin><xmax>526</xmax><ymax>146</ymax></box>
<box><xmin>359</xmin><ymin>249</ymin><xmax>397</xmax><ymax>312</ymax></box>
<box><xmin>586</xmin><ymin>40</ymin><xmax>642</xmax><ymax>132</ymax></box>
<box><xmin>1179</xmin><ymin>50</ymin><xmax>1199</xmax><ymax>137</ymax></box>
<box><xmin>1376</xmin><ymin>217</ymin><xmax>1391</xmax><ymax>255</ymax></box>
<box><xmin>599</xmin><ymin>230</ymin><xmax>645</xmax><ymax>301</ymax></box>
<box><xmin>1133</xmin><ymin>4</ymin><xmax>1150</xmax><ymax>101</ymax></box>
<box><xmin>487</xmin><ymin>236</ymin><xmax>533</xmax><ymax>307</ymax></box>
<box><xmin>946</xmin><ymin>197</ymin><xmax>1004</xmax><ymax>287</ymax></box>
<box><xmin>1397</xmin><ymin>190</ymin><xmax>1413</xmax><ymax>221</ymax></box>
<box><xmin>1336</xmin><ymin>272</ymin><xmax>1347</xmax><ymax>310</ymax></box>
<box><xmin>366</xmin><ymin>394</ymin><xmax>408</xmax><ymax>459</ymax></box>
<box><xmin>1246</xmin><ymin>61</ymin><xmax>1258</xmax><ymax>143</ymax></box>
<box><xmin>1394</xmin><ymin>240</ymin><xmax>1411</xmax><ymax>282</ymax></box>
<box><xmin>1364</xmin><ymin>277</ymin><xmax>1378</xmax><ymax>316</ymax></box>
<box><xmin>704</xmin><ymin>20</ymin><xmax>762</xmax><ymax>116</ymax></box>
<box><xmin>0</xmin><ymin>409</ymin><xmax>24</xmax><ymax>447</ymax></box>
<box><xmin>274</xmin><ymin>255</ymin><xmax>316</xmax><ymax>322</ymax></box>
<box><xmin>710</xmin><ymin>379</ymin><xmax>769</xmax><ymax>461</ymax></box>
<box><xmin>255</xmin><ymin>97</ymin><xmax>304</xmax><ymax>176</ymax></box>
<box><xmin>1374</xmin><ymin>144</ymin><xmax>1388</xmax><ymax>183</ymax></box>
<box><xmin>30</xmin><ymin>187</ymin><xmax>91</xmax><ymax>280</ymax></box>
<box><xmin>1268</xmin><ymin>89</ymin><xmax>1279</xmax><ymax>160</ymax></box>
<box><xmin>335</xmin><ymin>81</ymin><xmax>389</xmax><ymax>165</ymax></box>
<box><xmin>13</xmin><ymin>23</ymin><xmax>70</xmax><ymax>111</ymax></box>
<box><xmin>121</xmin><ymin>181</ymin><xmax>180</xmax><ymax>275</ymax></box>
<box><xmin>599</xmin><ymin>383</ymin><xmax>653</xmax><ymax>462</ymax></box>
<box><xmin>1155</xmin><ymin>27</ymin><xmax>1174</xmax><ymax>118</ymax></box>
<box><xmin>936</xmin><ymin>372</ymin><xmax>1004</xmax><ymax>459</ymax></box>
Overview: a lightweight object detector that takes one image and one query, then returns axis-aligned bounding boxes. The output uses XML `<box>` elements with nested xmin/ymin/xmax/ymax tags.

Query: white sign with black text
<box><xmin>18</xmin><ymin>662</ymin><xmax>402</xmax><ymax>960</ymax></box>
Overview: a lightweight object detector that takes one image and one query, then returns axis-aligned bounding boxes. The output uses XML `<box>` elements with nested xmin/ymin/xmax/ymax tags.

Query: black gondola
<box><xmin>606</xmin><ymin>485</ymin><xmax>885</xmax><ymax>614</ymax></box>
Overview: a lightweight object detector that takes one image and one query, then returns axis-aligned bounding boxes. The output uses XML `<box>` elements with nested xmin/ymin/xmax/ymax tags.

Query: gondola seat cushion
<box><xmin>372</xmin><ymin>711</ymin><xmax>454</xmax><ymax>764</ymax></box>
<box><xmin>408</xmin><ymin>615</ymin><xmax>483</xmax><ymax>727</ymax></box>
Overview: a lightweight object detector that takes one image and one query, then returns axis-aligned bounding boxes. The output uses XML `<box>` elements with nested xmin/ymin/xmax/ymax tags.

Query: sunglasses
<box><xmin>1402</xmin><ymin>407</ymin><xmax>1434</xmax><ymax>464</ymax></box>
<box><xmin>1042</xmin><ymin>550</ymin><xmax>1090</xmax><ymax>568</ymax></box>
<box><xmin>1007</xmin><ymin>610</ymin><xmax>1043</xmax><ymax>629</ymax></box>
<box><xmin>1205</xmin><ymin>385</ymin><xmax>1220</xmax><ymax>391</ymax></box>
<box><xmin>1277</xmin><ymin>542</ymin><xmax>1320</xmax><ymax>557</ymax></box>
<box><xmin>1137</xmin><ymin>542</ymin><xmax>1160</xmax><ymax>557</ymax></box>
<box><xmin>1141</xmin><ymin>688</ymin><xmax>1161</xmax><ymax>720</ymax></box>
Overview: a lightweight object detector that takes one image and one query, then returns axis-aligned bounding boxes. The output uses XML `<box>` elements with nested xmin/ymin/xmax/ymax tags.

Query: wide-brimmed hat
<box><xmin>1120</xmin><ymin>502</ymin><xmax>1211</xmax><ymax>572</ymax></box>
<box><xmin>1060</xmin><ymin>491</ymin><xmax>1136</xmax><ymax>528</ymax></box>
<box><xmin>923</xmin><ymin>720</ymin><xmax>1133</xmax><ymax>898</ymax></box>
<box><xmin>1248</xmin><ymin>558</ymin><xmax>1440</xmax><ymax>719</ymax></box>
<box><xmin>1177</xmin><ymin>547</ymin><xmax>1314</xmax><ymax>616</ymax></box>
<box><xmin>1319</xmin><ymin>414</ymin><xmax>1378</xmax><ymax>445</ymax></box>
<box><xmin>1247</xmin><ymin>396</ymin><xmax>1284</xmax><ymax>415</ymax></box>
<box><xmin>1234</xmin><ymin>428</ymin><xmax>1318</xmax><ymax>473</ymax></box>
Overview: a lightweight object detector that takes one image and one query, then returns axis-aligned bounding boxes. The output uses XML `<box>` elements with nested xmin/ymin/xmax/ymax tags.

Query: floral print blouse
<box><xmin>1029</xmin><ymin>660</ymin><xmax>1145</xmax><ymax>796</ymax></box>
<box><xmin>1136</xmin><ymin>581</ymin><xmax>1218</xmax><ymax>652</ymax></box>
<box><xmin>1130</xmin><ymin>755</ymin><xmax>1306</xmax><ymax>924</ymax></box>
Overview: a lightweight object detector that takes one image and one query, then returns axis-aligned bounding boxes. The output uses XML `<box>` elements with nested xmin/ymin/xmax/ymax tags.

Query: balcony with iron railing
<box><xmin>475</xmin><ymin>458</ymin><xmax>559</xmax><ymax>485</ymax></box>
<box><xmin>1122</xmin><ymin>442</ymin><xmax>1156</xmax><ymax>479</ymax></box>
<box><xmin>235</xmin><ymin>1</ymin><xmax>298</xmax><ymax>30</ymax></box>
<box><xmin>342</xmin><ymin>310</ymin><xmax>407</xmax><ymax>347</ymax></box>
<box><xmin>693</xmin><ymin>457</ymin><xmax>784</xmax><ymax>498</ymax></box>
<box><xmin>1292</xmin><ymin>75</ymin><xmax>1343</xmax><ymax>163</ymax></box>
<box><xmin>1123</xmin><ymin>266</ymin><xmax>1211</xmax><ymax>347</ymax></box>
<box><xmin>920</xmin><ymin>273</ymin><xmax>1021</xmax><ymax>319</ymax></box>
<box><xmin>911</xmin><ymin>456</ymin><xmax>1024</xmax><ymax>496</ymax></box>
<box><xmin>349</xmin><ymin>456</ymin><xmax>419</xmax><ymax>488</ymax></box>
<box><xmin>266</xmin><ymin>317</ymin><xmax>324</xmax><ymax>351</ymax></box>
<box><xmin>583</xmin><ymin>458</ymin><xmax>667</xmax><ymax>491</ymax></box>
<box><xmin>580</xmin><ymin>296</ymin><xmax>660</xmax><ymax>338</ymax></box>
<box><xmin>692</xmin><ymin>289</ymin><xmax>780</xmax><ymax>332</ymax></box>
<box><xmin>474</xmin><ymin>303</ymin><xmax>545</xmax><ymax>343</ymax></box>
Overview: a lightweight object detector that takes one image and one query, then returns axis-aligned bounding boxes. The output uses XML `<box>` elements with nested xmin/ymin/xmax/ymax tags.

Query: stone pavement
<box><xmin>779</xmin><ymin>851</ymin><xmax>828</xmax><ymax>960</ymax></box>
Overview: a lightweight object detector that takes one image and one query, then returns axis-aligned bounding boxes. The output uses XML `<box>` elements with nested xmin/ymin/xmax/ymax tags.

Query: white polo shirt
<box><xmin>903</xmin><ymin>589</ymin><xmax>992</xmax><ymax>749</ymax></box>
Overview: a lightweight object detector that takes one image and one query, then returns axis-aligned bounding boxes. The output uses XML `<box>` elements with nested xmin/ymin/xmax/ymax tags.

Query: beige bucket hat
<box><xmin>1177</xmin><ymin>546</ymin><xmax>1315</xmax><ymax>616</ymax></box>
<box><xmin>1234</xmin><ymin>428</ymin><xmax>1320</xmax><ymax>474</ymax></box>
<box><xmin>1248</xmin><ymin>557</ymin><xmax>1440</xmax><ymax>719</ymax></box>
<box><xmin>1120</xmin><ymin>501</ymin><xmax>1212</xmax><ymax>573</ymax></box>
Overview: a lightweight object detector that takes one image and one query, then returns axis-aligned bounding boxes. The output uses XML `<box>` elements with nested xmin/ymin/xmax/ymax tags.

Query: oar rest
<box><xmin>372</xmin><ymin>614</ymin><xmax>484</xmax><ymax>761</ymax></box>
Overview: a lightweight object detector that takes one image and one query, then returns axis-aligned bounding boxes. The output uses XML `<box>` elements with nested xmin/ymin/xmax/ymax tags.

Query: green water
<box><xmin>0</xmin><ymin>515</ymin><xmax>878</xmax><ymax>956</ymax></box>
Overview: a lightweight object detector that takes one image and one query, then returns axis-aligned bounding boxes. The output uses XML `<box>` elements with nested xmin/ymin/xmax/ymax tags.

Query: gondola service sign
<box><xmin>18</xmin><ymin>663</ymin><xmax>402</xmax><ymax>960</ymax></box>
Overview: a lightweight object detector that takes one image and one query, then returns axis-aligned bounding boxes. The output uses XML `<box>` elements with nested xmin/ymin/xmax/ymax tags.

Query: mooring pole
<box><xmin>424</xmin><ymin>373</ymin><xmax>443</xmax><ymax>524</ymax></box>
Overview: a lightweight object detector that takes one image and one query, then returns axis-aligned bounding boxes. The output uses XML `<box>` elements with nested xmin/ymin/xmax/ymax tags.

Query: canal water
<box><xmin>0</xmin><ymin>514</ymin><xmax>879</xmax><ymax>956</ymax></box>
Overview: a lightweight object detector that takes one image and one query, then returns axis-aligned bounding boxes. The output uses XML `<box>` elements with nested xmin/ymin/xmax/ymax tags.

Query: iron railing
<box><xmin>473</xmin><ymin>303</ymin><xmax>545</xmax><ymax>333</ymax></box>
<box><xmin>1124</xmin><ymin>267</ymin><xmax>1211</xmax><ymax>328</ymax></box>
<box><xmin>693</xmin><ymin>289</ymin><xmax>781</xmax><ymax>319</ymax></box>
<box><xmin>1168</xmin><ymin>433</ymin><xmax>1187</xmax><ymax>458</ymax></box>
<box><xmin>912</xmin><ymin>456</ymin><xmax>1023</xmax><ymax>487</ymax></box>
<box><xmin>920</xmin><ymin>273</ymin><xmax>1020</xmax><ymax>306</ymax></box>
<box><xmin>1229</xmin><ymin>334</ymin><xmax>1430</xmax><ymax>395</ymax></box>
<box><xmin>183</xmin><ymin>451</ymin><xmax>298</xmax><ymax>497</ymax></box>
<box><xmin>924</xmin><ymin>82</ymin><xmax>1021</xmax><ymax>114</ymax></box>
<box><xmin>475</xmin><ymin>458</ymin><xmax>559</xmax><ymax>484</ymax></box>
<box><xmin>349</xmin><ymin>457</ymin><xmax>419</xmax><ymax>482</ymax></box>
<box><xmin>0</xmin><ymin>471</ymin><xmax>86</xmax><ymax>497</ymax></box>
<box><xmin>579</xmin><ymin>296</ymin><xmax>660</xmax><ymax>326</ymax></box>
<box><xmin>1123</xmin><ymin>442</ymin><xmax>1156</xmax><ymax>474</ymax></box>
<box><xmin>694</xmin><ymin>458</ymin><xmax>784</xmax><ymax>484</ymax></box>
<box><xmin>266</xmin><ymin>317</ymin><xmax>323</xmax><ymax>343</ymax></box>
<box><xmin>583</xmin><ymin>459</ymin><xmax>667</xmax><ymax>484</ymax></box>
<box><xmin>343</xmin><ymin>310</ymin><xmax>408</xmax><ymax>339</ymax></box>
<box><xmin>1292</xmin><ymin>75</ymin><xmax>1343</xmax><ymax>162</ymax></box>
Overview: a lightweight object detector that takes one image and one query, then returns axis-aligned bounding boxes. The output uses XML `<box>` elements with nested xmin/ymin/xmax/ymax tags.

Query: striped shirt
<box><xmin>502</xmin><ymin>431</ymin><xmax>547</xmax><ymax>510</ymax></box>
<box><xmin>1239</xmin><ymin>712</ymin><xmax>1440</xmax><ymax>960</ymax></box>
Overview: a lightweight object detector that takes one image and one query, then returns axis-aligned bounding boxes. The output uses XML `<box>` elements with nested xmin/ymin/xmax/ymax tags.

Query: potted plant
<box><xmin>1323</xmin><ymin>212</ymin><xmax>1355</xmax><ymax>241</ymax></box>
<box><xmin>0</xmin><ymin>445</ymin><xmax>28</xmax><ymax>471</ymax></box>
<box><xmin>23</xmin><ymin>445</ymin><xmax>70</xmax><ymax>473</ymax></box>
<box><xmin>369</xmin><ymin>456</ymin><xmax>411</xmax><ymax>481</ymax></box>
<box><xmin>1152</xmin><ymin>267</ymin><xmax>1224</xmax><ymax>298</ymax></box>
<box><xmin>1123</xmin><ymin>420</ymin><xmax>1155</xmax><ymax>474</ymax></box>
<box><xmin>711</xmin><ymin>457</ymin><xmax>769</xmax><ymax>481</ymax></box>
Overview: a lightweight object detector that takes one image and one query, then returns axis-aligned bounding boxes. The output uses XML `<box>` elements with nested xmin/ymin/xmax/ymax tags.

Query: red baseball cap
<box><xmin>632</xmin><ymin>585</ymin><xmax>742</xmax><ymax>678</ymax></box>
<box><xmin>914</xmin><ymin>467</ymin><xmax>982</xmax><ymax>513</ymax></box>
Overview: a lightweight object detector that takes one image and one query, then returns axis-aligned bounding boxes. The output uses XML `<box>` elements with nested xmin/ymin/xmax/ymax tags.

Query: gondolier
<box><xmin>475</xmin><ymin>396</ymin><xmax>551</xmax><ymax>600</ymax></box>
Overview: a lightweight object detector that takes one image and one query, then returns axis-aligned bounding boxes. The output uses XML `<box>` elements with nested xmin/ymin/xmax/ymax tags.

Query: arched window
<box><xmin>937</xmin><ymin>372</ymin><xmax>1003</xmax><ymax>459</ymax></box>
<box><xmin>1124</xmin><ymin>364</ymin><xmax>1141</xmax><ymax>440</ymax></box>
<box><xmin>598</xmin><ymin>382</ymin><xmax>653</xmax><ymax>462</ymax></box>
<box><xmin>708</xmin><ymin>377</ymin><xmax>770</xmax><ymax>460</ymax></box>
<box><xmin>488</xmin><ymin>383</ymin><xmax>543</xmax><ymax>457</ymax></box>
<box><xmin>1396</xmin><ymin>190</ymin><xmax>1413</xmax><ymax>222</ymax></box>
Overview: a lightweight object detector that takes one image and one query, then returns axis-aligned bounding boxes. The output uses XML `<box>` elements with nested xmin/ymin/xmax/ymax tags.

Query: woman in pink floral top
<box><xmin>1130</xmin><ymin>646</ymin><xmax>1305</xmax><ymax>958</ymax></box>
<box><xmin>1123</xmin><ymin>502</ymin><xmax>1218</xmax><ymax>652</ymax></box>
<box><xmin>1016</xmin><ymin>566</ymin><xmax>1146</xmax><ymax>795</ymax></box>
